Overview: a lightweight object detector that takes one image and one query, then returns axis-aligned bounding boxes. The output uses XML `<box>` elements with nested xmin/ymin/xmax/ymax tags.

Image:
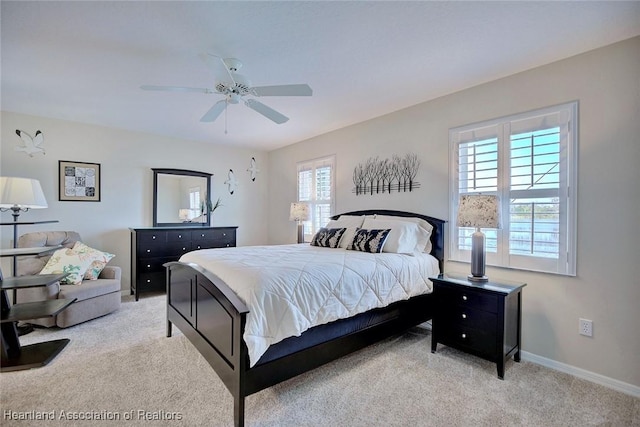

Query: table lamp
<box><xmin>456</xmin><ymin>194</ymin><xmax>501</xmax><ymax>282</ymax></box>
<box><xmin>289</xmin><ymin>202</ymin><xmax>310</xmax><ymax>244</ymax></box>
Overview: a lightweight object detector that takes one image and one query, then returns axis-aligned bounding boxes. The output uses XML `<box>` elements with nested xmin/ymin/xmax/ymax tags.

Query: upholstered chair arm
<box><xmin>99</xmin><ymin>266</ymin><xmax>121</xmax><ymax>281</ymax></box>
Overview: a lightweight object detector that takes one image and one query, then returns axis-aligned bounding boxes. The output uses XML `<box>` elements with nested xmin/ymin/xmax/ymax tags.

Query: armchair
<box><xmin>15</xmin><ymin>231</ymin><xmax>121</xmax><ymax>328</ymax></box>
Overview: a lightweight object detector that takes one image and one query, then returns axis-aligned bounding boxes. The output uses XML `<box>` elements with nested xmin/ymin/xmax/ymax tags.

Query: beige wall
<box><xmin>267</xmin><ymin>37</ymin><xmax>640</xmax><ymax>388</ymax></box>
<box><xmin>0</xmin><ymin>113</ymin><xmax>269</xmax><ymax>290</ymax></box>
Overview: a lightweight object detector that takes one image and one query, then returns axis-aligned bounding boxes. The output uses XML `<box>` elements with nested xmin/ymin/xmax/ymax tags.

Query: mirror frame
<box><xmin>152</xmin><ymin>168</ymin><xmax>213</xmax><ymax>227</ymax></box>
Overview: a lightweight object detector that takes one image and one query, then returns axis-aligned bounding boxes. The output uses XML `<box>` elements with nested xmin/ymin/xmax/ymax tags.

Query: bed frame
<box><xmin>165</xmin><ymin>210</ymin><xmax>445</xmax><ymax>427</ymax></box>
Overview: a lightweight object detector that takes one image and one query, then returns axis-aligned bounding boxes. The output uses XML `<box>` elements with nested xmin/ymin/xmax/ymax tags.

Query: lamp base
<box><xmin>468</xmin><ymin>274</ymin><xmax>489</xmax><ymax>282</ymax></box>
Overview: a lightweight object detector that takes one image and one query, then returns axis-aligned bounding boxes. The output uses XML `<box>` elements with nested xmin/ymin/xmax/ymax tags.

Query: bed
<box><xmin>165</xmin><ymin>209</ymin><xmax>445</xmax><ymax>426</ymax></box>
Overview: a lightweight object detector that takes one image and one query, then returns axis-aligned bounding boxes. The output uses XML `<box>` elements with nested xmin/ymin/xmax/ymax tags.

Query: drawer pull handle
<box><xmin>146</xmin><ymin>249</ymin><xmax>151</xmax><ymax>253</ymax></box>
<box><xmin>147</xmin><ymin>279</ymin><xmax>151</xmax><ymax>283</ymax></box>
<box><xmin>201</xmin><ymin>234</ymin><xmax>205</xmax><ymax>237</ymax></box>
<box><xmin>147</xmin><ymin>264</ymin><xmax>151</xmax><ymax>268</ymax></box>
<box><xmin>152</xmin><ymin>236</ymin><xmax>156</xmax><ymax>239</ymax></box>
<box><xmin>462</xmin><ymin>313</ymin><xmax>467</xmax><ymax>319</ymax></box>
<box><xmin>462</xmin><ymin>295</ymin><xmax>468</xmax><ymax>301</ymax></box>
<box><xmin>197</xmin><ymin>246</ymin><xmax>201</xmax><ymax>249</ymax></box>
<box><xmin>178</xmin><ymin>234</ymin><xmax>182</xmax><ymax>238</ymax></box>
<box><xmin>182</xmin><ymin>247</ymin><xmax>186</xmax><ymax>251</ymax></box>
<box><xmin>461</xmin><ymin>333</ymin><xmax>466</xmax><ymax>339</ymax></box>
<box><xmin>226</xmin><ymin>244</ymin><xmax>230</xmax><ymax>247</ymax></box>
<box><xmin>223</xmin><ymin>233</ymin><xmax>226</xmax><ymax>236</ymax></box>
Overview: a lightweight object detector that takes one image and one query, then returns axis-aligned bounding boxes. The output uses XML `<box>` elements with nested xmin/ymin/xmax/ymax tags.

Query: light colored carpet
<box><xmin>1</xmin><ymin>294</ymin><xmax>638</xmax><ymax>427</ymax></box>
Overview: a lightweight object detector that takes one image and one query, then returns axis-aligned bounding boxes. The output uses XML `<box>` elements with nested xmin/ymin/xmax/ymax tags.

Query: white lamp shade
<box><xmin>456</xmin><ymin>194</ymin><xmax>500</xmax><ymax>229</ymax></box>
<box><xmin>0</xmin><ymin>177</ymin><xmax>48</xmax><ymax>209</ymax></box>
<box><xmin>179</xmin><ymin>209</ymin><xmax>194</xmax><ymax>221</ymax></box>
<box><xmin>289</xmin><ymin>202</ymin><xmax>310</xmax><ymax>222</ymax></box>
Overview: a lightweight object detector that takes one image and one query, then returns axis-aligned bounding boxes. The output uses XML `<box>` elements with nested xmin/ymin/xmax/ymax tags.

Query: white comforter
<box><xmin>180</xmin><ymin>244</ymin><xmax>439</xmax><ymax>366</ymax></box>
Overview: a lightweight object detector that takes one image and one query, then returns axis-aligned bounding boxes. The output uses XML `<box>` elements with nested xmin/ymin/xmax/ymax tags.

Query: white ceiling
<box><xmin>2</xmin><ymin>1</ymin><xmax>639</xmax><ymax>151</ymax></box>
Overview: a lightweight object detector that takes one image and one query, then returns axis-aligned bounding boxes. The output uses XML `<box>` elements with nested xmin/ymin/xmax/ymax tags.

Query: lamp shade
<box><xmin>289</xmin><ymin>202</ymin><xmax>310</xmax><ymax>222</ymax></box>
<box><xmin>179</xmin><ymin>209</ymin><xmax>193</xmax><ymax>221</ymax></box>
<box><xmin>0</xmin><ymin>177</ymin><xmax>48</xmax><ymax>209</ymax></box>
<box><xmin>456</xmin><ymin>194</ymin><xmax>500</xmax><ymax>229</ymax></box>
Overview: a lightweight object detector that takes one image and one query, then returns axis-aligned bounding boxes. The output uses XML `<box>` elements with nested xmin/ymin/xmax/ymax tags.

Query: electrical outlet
<box><xmin>579</xmin><ymin>318</ymin><xmax>593</xmax><ymax>337</ymax></box>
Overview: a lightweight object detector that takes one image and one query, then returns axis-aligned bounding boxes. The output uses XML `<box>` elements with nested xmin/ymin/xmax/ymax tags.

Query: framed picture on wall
<box><xmin>58</xmin><ymin>160</ymin><xmax>101</xmax><ymax>202</ymax></box>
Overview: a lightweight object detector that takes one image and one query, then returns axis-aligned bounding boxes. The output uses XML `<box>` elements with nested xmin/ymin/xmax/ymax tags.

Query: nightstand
<box><xmin>430</xmin><ymin>273</ymin><xmax>525</xmax><ymax>379</ymax></box>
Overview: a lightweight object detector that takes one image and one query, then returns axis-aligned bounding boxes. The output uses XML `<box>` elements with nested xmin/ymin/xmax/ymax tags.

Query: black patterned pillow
<box><xmin>310</xmin><ymin>227</ymin><xmax>347</xmax><ymax>248</ymax></box>
<box><xmin>348</xmin><ymin>228</ymin><xmax>391</xmax><ymax>253</ymax></box>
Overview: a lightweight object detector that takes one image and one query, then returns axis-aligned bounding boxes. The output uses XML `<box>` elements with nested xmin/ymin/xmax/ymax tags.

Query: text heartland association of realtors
<box><xmin>3</xmin><ymin>409</ymin><xmax>183</xmax><ymax>421</ymax></box>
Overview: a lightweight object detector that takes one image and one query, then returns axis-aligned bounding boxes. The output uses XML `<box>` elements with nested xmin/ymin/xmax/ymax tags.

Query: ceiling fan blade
<box><xmin>200</xmin><ymin>100</ymin><xmax>227</xmax><ymax>122</ymax></box>
<box><xmin>252</xmin><ymin>84</ymin><xmax>313</xmax><ymax>97</ymax></box>
<box><xmin>140</xmin><ymin>85</ymin><xmax>214</xmax><ymax>94</ymax></box>
<box><xmin>244</xmin><ymin>99</ymin><xmax>289</xmax><ymax>124</ymax></box>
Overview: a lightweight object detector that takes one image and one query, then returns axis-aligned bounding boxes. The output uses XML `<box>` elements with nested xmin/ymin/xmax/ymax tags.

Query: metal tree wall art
<box><xmin>352</xmin><ymin>153</ymin><xmax>421</xmax><ymax>195</ymax></box>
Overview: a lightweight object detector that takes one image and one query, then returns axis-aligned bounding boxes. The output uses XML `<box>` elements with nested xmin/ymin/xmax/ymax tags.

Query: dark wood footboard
<box><xmin>166</xmin><ymin>261</ymin><xmax>436</xmax><ymax>427</ymax></box>
<box><xmin>165</xmin><ymin>210</ymin><xmax>445</xmax><ymax>427</ymax></box>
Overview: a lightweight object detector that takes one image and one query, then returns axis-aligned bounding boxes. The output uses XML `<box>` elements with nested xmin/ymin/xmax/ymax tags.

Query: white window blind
<box><xmin>450</xmin><ymin>102</ymin><xmax>577</xmax><ymax>276</ymax></box>
<box><xmin>297</xmin><ymin>155</ymin><xmax>335</xmax><ymax>240</ymax></box>
<box><xmin>189</xmin><ymin>187</ymin><xmax>201</xmax><ymax>216</ymax></box>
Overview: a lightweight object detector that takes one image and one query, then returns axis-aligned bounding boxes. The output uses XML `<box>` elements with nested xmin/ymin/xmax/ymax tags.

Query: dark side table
<box><xmin>1</xmin><ymin>247</ymin><xmax>75</xmax><ymax>372</ymax></box>
<box><xmin>430</xmin><ymin>273</ymin><xmax>526</xmax><ymax>379</ymax></box>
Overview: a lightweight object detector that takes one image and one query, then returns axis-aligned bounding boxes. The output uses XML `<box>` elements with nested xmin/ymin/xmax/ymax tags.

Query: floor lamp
<box><xmin>0</xmin><ymin>177</ymin><xmax>49</xmax><ymax>310</ymax></box>
<box><xmin>456</xmin><ymin>194</ymin><xmax>501</xmax><ymax>282</ymax></box>
<box><xmin>289</xmin><ymin>202</ymin><xmax>310</xmax><ymax>244</ymax></box>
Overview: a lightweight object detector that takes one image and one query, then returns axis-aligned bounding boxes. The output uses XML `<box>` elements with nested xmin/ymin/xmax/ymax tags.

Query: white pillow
<box><xmin>39</xmin><ymin>247</ymin><xmax>93</xmax><ymax>285</ymax></box>
<box><xmin>362</xmin><ymin>217</ymin><xmax>430</xmax><ymax>255</ymax></box>
<box><xmin>325</xmin><ymin>215</ymin><xmax>365</xmax><ymax>248</ymax></box>
<box><xmin>374</xmin><ymin>214</ymin><xmax>434</xmax><ymax>253</ymax></box>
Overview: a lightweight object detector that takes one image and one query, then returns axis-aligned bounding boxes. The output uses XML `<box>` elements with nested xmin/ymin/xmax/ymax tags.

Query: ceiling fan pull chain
<box><xmin>224</xmin><ymin>103</ymin><xmax>228</xmax><ymax>135</ymax></box>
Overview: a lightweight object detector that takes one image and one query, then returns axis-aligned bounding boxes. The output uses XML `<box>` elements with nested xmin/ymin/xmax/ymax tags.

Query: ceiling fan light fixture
<box><xmin>142</xmin><ymin>55</ymin><xmax>311</xmax><ymax>127</ymax></box>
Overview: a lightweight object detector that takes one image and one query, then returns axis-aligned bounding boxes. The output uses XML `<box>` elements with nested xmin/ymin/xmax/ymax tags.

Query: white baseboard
<box><xmin>521</xmin><ymin>351</ymin><xmax>640</xmax><ymax>398</ymax></box>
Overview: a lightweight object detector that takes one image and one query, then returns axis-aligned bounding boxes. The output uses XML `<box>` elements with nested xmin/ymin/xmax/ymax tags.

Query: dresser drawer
<box><xmin>138</xmin><ymin>272</ymin><xmax>166</xmax><ymax>291</ymax></box>
<box><xmin>167</xmin><ymin>230</ymin><xmax>192</xmax><ymax>242</ymax></box>
<box><xmin>137</xmin><ymin>257</ymin><xmax>174</xmax><ymax>274</ymax></box>
<box><xmin>138</xmin><ymin>231</ymin><xmax>168</xmax><ymax>244</ymax></box>
<box><xmin>437</xmin><ymin>285</ymin><xmax>498</xmax><ymax>313</ymax></box>
<box><xmin>138</xmin><ymin>241</ymin><xmax>192</xmax><ymax>257</ymax></box>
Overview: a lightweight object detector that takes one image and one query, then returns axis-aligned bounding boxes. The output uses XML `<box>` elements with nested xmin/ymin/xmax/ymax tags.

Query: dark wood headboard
<box><xmin>331</xmin><ymin>209</ymin><xmax>446</xmax><ymax>272</ymax></box>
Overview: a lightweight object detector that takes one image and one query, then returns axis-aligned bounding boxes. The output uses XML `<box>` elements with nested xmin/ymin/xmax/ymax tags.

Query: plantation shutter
<box><xmin>450</xmin><ymin>102</ymin><xmax>577</xmax><ymax>276</ymax></box>
<box><xmin>297</xmin><ymin>156</ymin><xmax>335</xmax><ymax>240</ymax></box>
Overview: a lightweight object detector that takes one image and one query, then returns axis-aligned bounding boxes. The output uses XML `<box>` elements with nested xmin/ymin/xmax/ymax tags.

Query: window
<box><xmin>450</xmin><ymin>102</ymin><xmax>577</xmax><ymax>276</ymax></box>
<box><xmin>297</xmin><ymin>155</ymin><xmax>335</xmax><ymax>241</ymax></box>
<box><xmin>189</xmin><ymin>186</ymin><xmax>201</xmax><ymax>217</ymax></box>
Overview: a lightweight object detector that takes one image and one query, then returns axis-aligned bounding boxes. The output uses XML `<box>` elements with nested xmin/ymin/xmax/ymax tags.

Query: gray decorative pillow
<box><xmin>310</xmin><ymin>227</ymin><xmax>347</xmax><ymax>248</ymax></box>
<box><xmin>348</xmin><ymin>228</ymin><xmax>391</xmax><ymax>253</ymax></box>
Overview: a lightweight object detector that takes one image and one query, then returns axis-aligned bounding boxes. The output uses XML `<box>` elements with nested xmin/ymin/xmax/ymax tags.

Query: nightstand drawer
<box><xmin>440</xmin><ymin>306</ymin><xmax>497</xmax><ymax>332</ymax></box>
<box><xmin>439</xmin><ymin>324</ymin><xmax>496</xmax><ymax>357</ymax></box>
<box><xmin>437</xmin><ymin>286</ymin><xmax>498</xmax><ymax>313</ymax></box>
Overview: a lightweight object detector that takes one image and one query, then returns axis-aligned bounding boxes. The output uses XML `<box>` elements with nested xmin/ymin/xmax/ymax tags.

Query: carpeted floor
<box><xmin>1</xmin><ymin>294</ymin><xmax>638</xmax><ymax>426</ymax></box>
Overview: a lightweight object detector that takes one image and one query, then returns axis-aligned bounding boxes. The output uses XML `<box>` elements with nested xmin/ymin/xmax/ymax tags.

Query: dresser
<box><xmin>130</xmin><ymin>226</ymin><xmax>237</xmax><ymax>301</ymax></box>
<box><xmin>430</xmin><ymin>274</ymin><xmax>525</xmax><ymax>379</ymax></box>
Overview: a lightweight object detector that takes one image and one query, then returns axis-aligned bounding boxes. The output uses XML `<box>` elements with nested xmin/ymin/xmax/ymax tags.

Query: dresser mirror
<box><xmin>152</xmin><ymin>168</ymin><xmax>212</xmax><ymax>227</ymax></box>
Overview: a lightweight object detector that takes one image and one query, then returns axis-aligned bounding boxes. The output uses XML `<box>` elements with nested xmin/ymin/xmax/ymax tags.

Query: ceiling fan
<box><xmin>141</xmin><ymin>55</ymin><xmax>312</xmax><ymax>125</ymax></box>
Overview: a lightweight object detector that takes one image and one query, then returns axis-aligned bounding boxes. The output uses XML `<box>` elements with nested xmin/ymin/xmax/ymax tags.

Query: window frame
<box><xmin>297</xmin><ymin>155</ymin><xmax>336</xmax><ymax>241</ymax></box>
<box><xmin>449</xmin><ymin>102</ymin><xmax>578</xmax><ymax>276</ymax></box>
